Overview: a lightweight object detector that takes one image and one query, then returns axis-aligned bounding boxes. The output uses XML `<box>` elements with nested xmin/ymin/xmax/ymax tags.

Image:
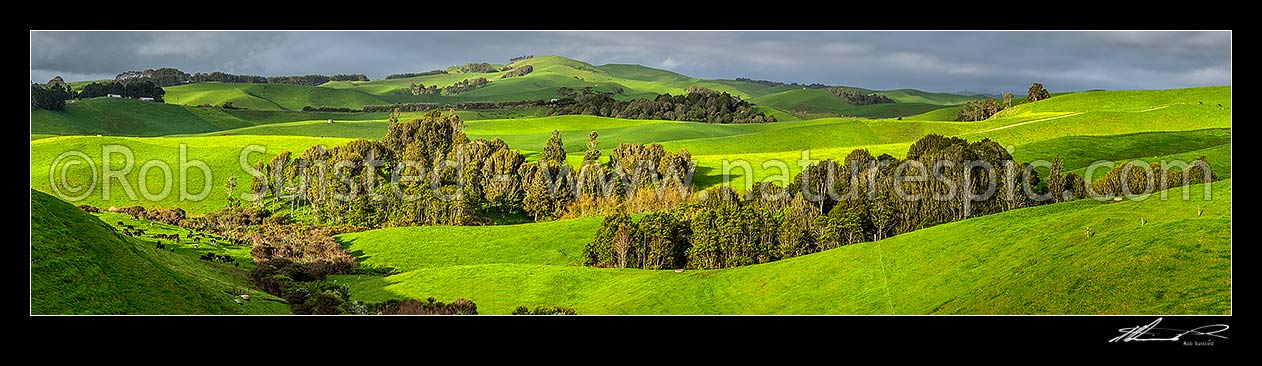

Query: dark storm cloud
<box><xmin>30</xmin><ymin>31</ymin><xmax>1230</xmax><ymax>93</ymax></box>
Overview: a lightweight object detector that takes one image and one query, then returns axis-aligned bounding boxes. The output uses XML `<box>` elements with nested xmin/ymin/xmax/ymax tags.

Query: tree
<box><xmin>955</xmin><ymin>98</ymin><xmax>1004</xmax><ymax>121</ymax></box>
<box><xmin>482</xmin><ymin>148</ymin><xmax>524</xmax><ymax>216</ymax></box>
<box><xmin>637</xmin><ymin>212</ymin><xmax>684</xmax><ymax>269</ymax></box>
<box><xmin>225</xmin><ymin>176</ymin><xmax>238</xmax><ymax>208</ymax></box>
<box><xmin>121</xmin><ymin>80</ymin><xmax>166</xmax><ymax>101</ymax></box>
<box><xmin>1183</xmin><ymin>155</ymin><xmax>1218</xmax><ymax>185</ymax></box>
<box><xmin>541</xmin><ymin>130</ymin><xmax>567</xmax><ymax>166</ymax></box>
<box><xmin>686</xmin><ymin>209</ymin><xmax>725</xmax><ymax>269</ymax></box>
<box><xmin>47</xmin><ymin>76</ymin><xmax>65</xmax><ymax>85</ymax></box>
<box><xmin>556</xmin><ymin>87</ymin><xmax>576</xmax><ymax>100</ymax></box>
<box><xmin>1047</xmin><ymin>155</ymin><xmax>1065</xmax><ymax>203</ymax></box>
<box><xmin>31</xmin><ymin>83</ymin><xmax>72</xmax><ymax>110</ymax></box>
<box><xmin>521</xmin><ymin>163</ymin><xmax>573</xmax><ymax>221</ymax></box>
<box><xmin>778</xmin><ymin>196</ymin><xmax>820</xmax><ymax>258</ymax></box>
<box><xmin>1027</xmin><ymin>83</ymin><xmax>1051</xmax><ymax>102</ymax></box>
<box><xmin>79</xmin><ymin>81</ymin><xmax>124</xmax><ymax>99</ymax></box>
<box><xmin>582</xmin><ymin>213</ymin><xmax>632</xmax><ymax>267</ymax></box>
<box><xmin>583</xmin><ymin>131</ymin><xmax>601</xmax><ymax>164</ymax></box>
<box><xmin>1003</xmin><ymin>92</ymin><xmax>1014</xmax><ymax>108</ymax></box>
<box><xmin>612</xmin><ymin>223</ymin><xmax>633</xmax><ymax>268</ymax></box>
<box><xmin>1063</xmin><ymin>172</ymin><xmax>1086</xmax><ymax>201</ymax></box>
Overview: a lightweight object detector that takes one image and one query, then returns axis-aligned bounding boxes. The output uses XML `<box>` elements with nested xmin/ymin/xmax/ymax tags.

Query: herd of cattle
<box><xmin>110</xmin><ymin>219</ymin><xmax>245</xmax><ymax>268</ymax></box>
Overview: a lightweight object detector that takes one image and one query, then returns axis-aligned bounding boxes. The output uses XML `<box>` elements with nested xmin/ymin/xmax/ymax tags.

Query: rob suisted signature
<box><xmin>1110</xmin><ymin>318</ymin><xmax>1229</xmax><ymax>343</ymax></box>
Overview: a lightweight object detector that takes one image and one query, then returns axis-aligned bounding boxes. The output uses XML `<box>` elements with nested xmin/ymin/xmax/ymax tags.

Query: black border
<box><xmin>30</xmin><ymin>4</ymin><xmax>1235</xmax><ymax>30</ymax></box>
<box><xmin>25</xmin><ymin>10</ymin><xmax>1234</xmax><ymax>356</ymax></box>
<box><xmin>22</xmin><ymin>315</ymin><xmax>1235</xmax><ymax>353</ymax></box>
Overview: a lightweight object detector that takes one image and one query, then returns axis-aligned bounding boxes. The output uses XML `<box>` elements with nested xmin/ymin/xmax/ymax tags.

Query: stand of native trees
<box><xmin>581</xmin><ymin>134</ymin><xmax>1218</xmax><ymax>270</ymax></box>
<box><xmin>247</xmin><ymin>110</ymin><xmax>695</xmax><ymax>228</ymax></box>
<box><xmin>546</xmin><ymin>87</ymin><xmax>777</xmax><ymax>123</ymax></box>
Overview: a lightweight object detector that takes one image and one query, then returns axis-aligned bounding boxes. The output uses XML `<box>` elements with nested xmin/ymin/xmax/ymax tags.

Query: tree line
<box><xmin>509</xmin><ymin>55</ymin><xmax>535</xmax><ymax>63</ymax></box>
<box><xmin>302</xmin><ymin>106</ymin><xmax>358</xmax><ymax>113</ymax></box>
<box><xmin>734</xmin><ymin>77</ymin><xmax>830</xmax><ymax>89</ymax></box>
<box><xmin>955</xmin><ymin>98</ymin><xmax>1004</xmax><ymax>121</ymax></box>
<box><xmin>501</xmin><ymin>65</ymin><xmax>533</xmax><ymax>78</ymax></box>
<box><xmin>453</xmin><ymin>63</ymin><xmax>509</xmax><ymax>73</ymax></box>
<box><xmin>385</xmin><ymin>70</ymin><xmax>448</xmax><ymax>79</ymax></box>
<box><xmin>31</xmin><ymin>83</ymin><xmax>74</xmax><ymax>110</ymax></box>
<box><xmin>116</xmin><ymin>67</ymin><xmax>369</xmax><ymax>86</ymax></box>
<box><xmin>31</xmin><ymin>79</ymin><xmax>166</xmax><ymax>110</ymax></box>
<box><xmin>361</xmin><ymin>98</ymin><xmax>566</xmax><ymax>113</ymax></box>
<box><xmin>827</xmin><ymin>88</ymin><xmax>896</xmax><ymax>106</ymax></box>
<box><xmin>581</xmin><ymin>134</ymin><xmax>1219</xmax><ymax>270</ymax></box>
<box><xmin>545</xmin><ymin>88</ymin><xmax>777</xmax><ymax>124</ymax></box>
<box><xmin>79</xmin><ymin>80</ymin><xmax>166</xmax><ymax>100</ymax></box>
<box><xmin>410</xmin><ymin>82</ymin><xmax>439</xmax><ymax>95</ymax></box>
<box><xmin>956</xmin><ymin>83</ymin><xmax>1053</xmax><ymax>121</ymax></box>
<box><xmin>443</xmin><ymin>77</ymin><xmax>490</xmax><ymax>94</ymax></box>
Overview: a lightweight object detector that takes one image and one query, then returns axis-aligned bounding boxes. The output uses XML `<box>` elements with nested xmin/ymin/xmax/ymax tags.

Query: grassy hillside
<box><xmin>1069</xmin><ymin>143</ymin><xmax>1232</xmax><ymax>182</ymax></box>
<box><xmin>31</xmin><ymin>189</ymin><xmax>288</xmax><ymax>314</ymax></box>
<box><xmin>30</xmin><ymin>135</ymin><xmax>351</xmax><ymax>213</ymax></box>
<box><xmin>998</xmin><ymin>87</ymin><xmax>1230</xmax><ymax>115</ymax></box>
<box><xmin>31</xmin><ymin>97</ymin><xmax>396</xmax><ymax>137</ymax></box>
<box><xmin>333</xmin><ymin>180</ymin><xmax>1230</xmax><ymax>314</ymax></box>
<box><xmin>338</xmin><ymin>216</ymin><xmax>603</xmax><ymax>270</ymax></box>
<box><xmin>906</xmin><ymin>105</ymin><xmax>962</xmax><ymax>121</ymax></box>
<box><xmin>1012</xmin><ymin>128</ymin><xmax>1232</xmax><ymax>171</ymax></box>
<box><xmin>164</xmin><ymin>82</ymin><xmax>391</xmax><ymax>111</ymax></box>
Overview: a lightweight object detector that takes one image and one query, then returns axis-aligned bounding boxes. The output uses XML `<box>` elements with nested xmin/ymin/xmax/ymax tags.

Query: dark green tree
<box><xmin>583</xmin><ymin>131</ymin><xmax>601</xmax><ymax>164</ymax></box>
<box><xmin>31</xmin><ymin>83</ymin><xmax>72</xmax><ymax>110</ymax></box>
<box><xmin>1047</xmin><ymin>155</ymin><xmax>1065</xmax><ymax>203</ymax></box>
<box><xmin>1027</xmin><ymin>83</ymin><xmax>1051</xmax><ymax>102</ymax></box>
<box><xmin>541</xmin><ymin>130</ymin><xmax>567</xmax><ymax>166</ymax></box>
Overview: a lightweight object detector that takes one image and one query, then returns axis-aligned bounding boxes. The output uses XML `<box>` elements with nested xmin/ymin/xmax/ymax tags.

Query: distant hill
<box><xmin>116</xmin><ymin>56</ymin><xmax>985</xmax><ymax>119</ymax></box>
<box><xmin>955</xmin><ymin>90</ymin><xmax>1003</xmax><ymax>98</ymax></box>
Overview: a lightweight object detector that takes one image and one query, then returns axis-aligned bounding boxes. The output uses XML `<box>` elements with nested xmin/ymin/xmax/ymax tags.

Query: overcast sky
<box><xmin>29</xmin><ymin>31</ymin><xmax>1230</xmax><ymax>94</ymax></box>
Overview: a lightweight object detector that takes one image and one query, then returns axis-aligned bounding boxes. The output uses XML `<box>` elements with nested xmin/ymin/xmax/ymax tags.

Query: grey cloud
<box><xmin>29</xmin><ymin>31</ymin><xmax>1230</xmax><ymax>94</ymax></box>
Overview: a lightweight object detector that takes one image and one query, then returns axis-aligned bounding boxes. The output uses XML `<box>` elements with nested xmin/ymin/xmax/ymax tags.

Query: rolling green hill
<box><xmin>31</xmin><ymin>189</ymin><xmax>288</xmax><ymax>314</ymax></box>
<box><xmin>30</xmin><ymin>97</ymin><xmax>398</xmax><ymax>137</ymax></box>
<box><xmin>32</xmin><ymin>87</ymin><xmax>1231</xmax><ymax>213</ymax></box>
<box><xmin>139</xmin><ymin>56</ymin><xmax>985</xmax><ymax>119</ymax></box>
<box><xmin>33</xmin><ymin>56</ymin><xmax>1014</xmax><ymax>138</ymax></box>
<box><xmin>332</xmin><ymin>180</ymin><xmax>1230</xmax><ymax>314</ymax></box>
<box><xmin>1011</xmin><ymin>128</ymin><xmax>1232</xmax><ymax>171</ymax></box>
<box><xmin>31</xmin><ymin>97</ymin><xmax>548</xmax><ymax>138</ymax></box>
<box><xmin>164</xmin><ymin>82</ymin><xmax>392</xmax><ymax>110</ymax></box>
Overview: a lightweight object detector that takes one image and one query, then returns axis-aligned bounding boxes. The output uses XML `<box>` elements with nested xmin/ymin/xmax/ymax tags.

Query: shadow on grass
<box><xmin>692</xmin><ymin>164</ymin><xmax>740</xmax><ymax>189</ymax></box>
